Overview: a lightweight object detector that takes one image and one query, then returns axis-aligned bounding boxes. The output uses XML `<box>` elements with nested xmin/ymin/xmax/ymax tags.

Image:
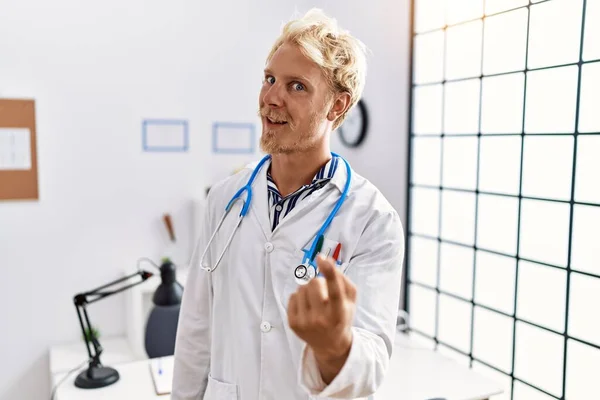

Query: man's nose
<box><xmin>262</xmin><ymin>83</ymin><xmax>284</xmax><ymax>108</ymax></box>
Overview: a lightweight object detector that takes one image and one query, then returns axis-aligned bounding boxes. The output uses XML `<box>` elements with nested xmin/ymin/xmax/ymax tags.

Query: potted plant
<box><xmin>83</xmin><ymin>326</ymin><xmax>100</xmax><ymax>344</ymax></box>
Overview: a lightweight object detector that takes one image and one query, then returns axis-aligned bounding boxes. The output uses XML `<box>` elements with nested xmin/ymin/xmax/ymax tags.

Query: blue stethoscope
<box><xmin>197</xmin><ymin>152</ymin><xmax>351</xmax><ymax>285</ymax></box>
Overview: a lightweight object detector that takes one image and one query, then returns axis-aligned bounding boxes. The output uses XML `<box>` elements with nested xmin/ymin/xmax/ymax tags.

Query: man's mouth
<box><xmin>266</xmin><ymin>117</ymin><xmax>288</xmax><ymax>125</ymax></box>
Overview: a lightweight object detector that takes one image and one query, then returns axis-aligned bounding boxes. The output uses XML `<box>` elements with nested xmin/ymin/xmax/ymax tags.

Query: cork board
<box><xmin>0</xmin><ymin>99</ymin><xmax>39</xmax><ymax>201</ymax></box>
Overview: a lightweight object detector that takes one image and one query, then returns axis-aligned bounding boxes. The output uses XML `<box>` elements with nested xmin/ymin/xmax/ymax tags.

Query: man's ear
<box><xmin>327</xmin><ymin>92</ymin><xmax>352</xmax><ymax>122</ymax></box>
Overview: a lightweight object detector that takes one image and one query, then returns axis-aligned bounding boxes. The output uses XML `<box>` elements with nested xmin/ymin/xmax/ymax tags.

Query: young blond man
<box><xmin>172</xmin><ymin>9</ymin><xmax>404</xmax><ymax>400</ymax></box>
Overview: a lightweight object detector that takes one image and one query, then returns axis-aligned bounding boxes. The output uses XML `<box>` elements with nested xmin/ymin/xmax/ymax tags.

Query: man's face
<box><xmin>259</xmin><ymin>42</ymin><xmax>333</xmax><ymax>155</ymax></box>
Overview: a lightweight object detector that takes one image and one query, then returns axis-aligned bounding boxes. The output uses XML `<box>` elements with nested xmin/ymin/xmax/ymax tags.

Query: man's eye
<box><xmin>292</xmin><ymin>82</ymin><xmax>305</xmax><ymax>91</ymax></box>
<box><xmin>265</xmin><ymin>76</ymin><xmax>275</xmax><ymax>84</ymax></box>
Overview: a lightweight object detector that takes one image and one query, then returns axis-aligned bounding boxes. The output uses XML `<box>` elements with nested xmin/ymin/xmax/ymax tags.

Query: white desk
<box><xmin>376</xmin><ymin>333</ymin><xmax>503</xmax><ymax>399</ymax></box>
<box><xmin>50</xmin><ymin>336</ymin><xmax>138</xmax><ymax>376</ymax></box>
<box><xmin>52</xmin><ymin>358</ymin><xmax>166</xmax><ymax>400</ymax></box>
<box><xmin>51</xmin><ymin>333</ymin><xmax>503</xmax><ymax>400</ymax></box>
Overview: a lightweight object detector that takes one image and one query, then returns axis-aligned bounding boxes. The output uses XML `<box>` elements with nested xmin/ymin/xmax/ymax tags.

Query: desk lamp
<box><xmin>73</xmin><ymin>269</ymin><xmax>153</xmax><ymax>389</ymax></box>
<box><xmin>72</xmin><ymin>259</ymin><xmax>184</xmax><ymax>389</ymax></box>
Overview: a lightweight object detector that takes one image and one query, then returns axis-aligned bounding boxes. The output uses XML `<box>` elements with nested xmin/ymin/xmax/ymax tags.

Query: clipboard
<box><xmin>0</xmin><ymin>99</ymin><xmax>39</xmax><ymax>201</ymax></box>
<box><xmin>149</xmin><ymin>357</ymin><xmax>173</xmax><ymax>395</ymax></box>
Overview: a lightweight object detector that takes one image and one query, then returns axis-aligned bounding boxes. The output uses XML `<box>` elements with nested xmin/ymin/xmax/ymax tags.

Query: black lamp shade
<box><xmin>145</xmin><ymin>259</ymin><xmax>183</xmax><ymax>358</ymax></box>
<box><xmin>152</xmin><ymin>260</ymin><xmax>183</xmax><ymax>306</ymax></box>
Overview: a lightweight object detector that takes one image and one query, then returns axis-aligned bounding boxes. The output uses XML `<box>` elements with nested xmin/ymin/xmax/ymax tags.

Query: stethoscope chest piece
<box><xmin>294</xmin><ymin>263</ymin><xmax>316</xmax><ymax>285</ymax></box>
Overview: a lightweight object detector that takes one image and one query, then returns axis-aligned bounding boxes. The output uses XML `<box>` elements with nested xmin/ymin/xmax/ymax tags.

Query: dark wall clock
<box><xmin>338</xmin><ymin>99</ymin><xmax>368</xmax><ymax>148</ymax></box>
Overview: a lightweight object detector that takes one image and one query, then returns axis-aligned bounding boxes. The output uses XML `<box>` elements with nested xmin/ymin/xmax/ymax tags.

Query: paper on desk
<box><xmin>0</xmin><ymin>128</ymin><xmax>31</xmax><ymax>170</ymax></box>
<box><xmin>149</xmin><ymin>357</ymin><xmax>173</xmax><ymax>395</ymax></box>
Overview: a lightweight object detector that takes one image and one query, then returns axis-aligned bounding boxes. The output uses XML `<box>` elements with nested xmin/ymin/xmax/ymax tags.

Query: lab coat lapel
<box><xmin>249</xmin><ymin>159</ymin><xmax>272</xmax><ymax>240</ymax></box>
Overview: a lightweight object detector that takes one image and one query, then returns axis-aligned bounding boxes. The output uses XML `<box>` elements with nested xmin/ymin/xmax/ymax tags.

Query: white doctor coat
<box><xmin>172</xmin><ymin>158</ymin><xmax>404</xmax><ymax>400</ymax></box>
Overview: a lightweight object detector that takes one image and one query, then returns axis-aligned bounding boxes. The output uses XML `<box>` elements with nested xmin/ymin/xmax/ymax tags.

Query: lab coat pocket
<box><xmin>204</xmin><ymin>374</ymin><xmax>239</xmax><ymax>400</ymax></box>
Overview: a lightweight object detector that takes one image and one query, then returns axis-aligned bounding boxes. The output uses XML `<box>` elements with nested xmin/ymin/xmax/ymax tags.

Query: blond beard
<box><xmin>258</xmin><ymin>108</ymin><xmax>324</xmax><ymax>155</ymax></box>
<box><xmin>259</xmin><ymin>128</ymin><xmax>319</xmax><ymax>154</ymax></box>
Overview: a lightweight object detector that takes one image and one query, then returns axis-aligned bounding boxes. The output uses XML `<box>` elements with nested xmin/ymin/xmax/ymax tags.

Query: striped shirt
<box><xmin>267</xmin><ymin>156</ymin><xmax>339</xmax><ymax>231</ymax></box>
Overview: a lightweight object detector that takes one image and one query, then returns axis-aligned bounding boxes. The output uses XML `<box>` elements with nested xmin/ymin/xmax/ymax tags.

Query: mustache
<box><xmin>257</xmin><ymin>107</ymin><xmax>292</xmax><ymax>124</ymax></box>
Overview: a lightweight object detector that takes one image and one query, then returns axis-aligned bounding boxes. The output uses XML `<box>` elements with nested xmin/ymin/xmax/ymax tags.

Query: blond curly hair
<box><xmin>266</xmin><ymin>8</ymin><xmax>368</xmax><ymax>129</ymax></box>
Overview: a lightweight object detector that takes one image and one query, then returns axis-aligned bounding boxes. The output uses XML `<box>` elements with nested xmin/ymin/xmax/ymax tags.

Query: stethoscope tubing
<box><xmin>194</xmin><ymin>153</ymin><xmax>351</xmax><ymax>275</ymax></box>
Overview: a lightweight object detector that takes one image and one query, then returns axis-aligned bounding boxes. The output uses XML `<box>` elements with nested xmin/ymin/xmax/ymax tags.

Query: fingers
<box><xmin>306</xmin><ymin>277</ymin><xmax>328</xmax><ymax>308</ymax></box>
<box><xmin>290</xmin><ymin>279</ymin><xmax>328</xmax><ymax>324</ymax></box>
<box><xmin>288</xmin><ymin>288</ymin><xmax>309</xmax><ymax>329</ymax></box>
<box><xmin>345</xmin><ymin>279</ymin><xmax>357</xmax><ymax>302</ymax></box>
<box><xmin>288</xmin><ymin>292</ymin><xmax>299</xmax><ymax>318</ymax></box>
<box><xmin>295</xmin><ymin>285</ymin><xmax>311</xmax><ymax>313</ymax></box>
<box><xmin>290</xmin><ymin>256</ymin><xmax>357</xmax><ymax>334</ymax></box>
<box><xmin>316</xmin><ymin>254</ymin><xmax>336</xmax><ymax>280</ymax></box>
<box><xmin>316</xmin><ymin>254</ymin><xmax>344</xmax><ymax>303</ymax></box>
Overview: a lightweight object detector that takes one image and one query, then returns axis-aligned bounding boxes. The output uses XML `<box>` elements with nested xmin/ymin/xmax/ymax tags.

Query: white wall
<box><xmin>325</xmin><ymin>0</ymin><xmax>411</xmax><ymax>216</ymax></box>
<box><xmin>0</xmin><ymin>0</ymin><xmax>409</xmax><ymax>398</ymax></box>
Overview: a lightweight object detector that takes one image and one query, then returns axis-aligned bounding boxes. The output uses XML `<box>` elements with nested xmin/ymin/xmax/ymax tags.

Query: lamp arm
<box><xmin>78</xmin><ymin>270</ymin><xmax>153</xmax><ymax>304</ymax></box>
<box><xmin>82</xmin><ymin>304</ymin><xmax>104</xmax><ymax>368</ymax></box>
<box><xmin>73</xmin><ymin>270</ymin><xmax>154</xmax><ymax>373</ymax></box>
<box><xmin>74</xmin><ymin>299</ymin><xmax>94</xmax><ymax>363</ymax></box>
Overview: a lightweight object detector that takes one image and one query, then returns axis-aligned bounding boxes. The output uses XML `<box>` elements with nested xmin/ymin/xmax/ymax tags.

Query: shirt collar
<box><xmin>266</xmin><ymin>155</ymin><xmax>341</xmax><ymax>190</ymax></box>
<box><xmin>329</xmin><ymin>156</ymin><xmax>348</xmax><ymax>194</ymax></box>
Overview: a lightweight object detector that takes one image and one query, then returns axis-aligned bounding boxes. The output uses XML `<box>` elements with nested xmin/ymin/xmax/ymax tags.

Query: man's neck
<box><xmin>269</xmin><ymin>147</ymin><xmax>331</xmax><ymax>197</ymax></box>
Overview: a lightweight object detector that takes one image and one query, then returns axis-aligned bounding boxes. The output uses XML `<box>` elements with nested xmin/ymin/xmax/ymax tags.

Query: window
<box><xmin>406</xmin><ymin>1</ymin><xmax>600</xmax><ymax>399</ymax></box>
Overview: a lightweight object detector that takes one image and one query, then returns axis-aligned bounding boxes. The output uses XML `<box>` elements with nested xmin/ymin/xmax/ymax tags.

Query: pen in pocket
<box><xmin>332</xmin><ymin>243</ymin><xmax>342</xmax><ymax>266</ymax></box>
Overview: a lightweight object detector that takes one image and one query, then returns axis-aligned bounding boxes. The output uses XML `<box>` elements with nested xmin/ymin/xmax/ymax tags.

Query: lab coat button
<box><xmin>260</xmin><ymin>321</ymin><xmax>272</xmax><ymax>332</ymax></box>
<box><xmin>275</xmin><ymin>205</ymin><xmax>283</xmax><ymax>211</ymax></box>
<box><xmin>264</xmin><ymin>242</ymin><xmax>274</xmax><ymax>253</ymax></box>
